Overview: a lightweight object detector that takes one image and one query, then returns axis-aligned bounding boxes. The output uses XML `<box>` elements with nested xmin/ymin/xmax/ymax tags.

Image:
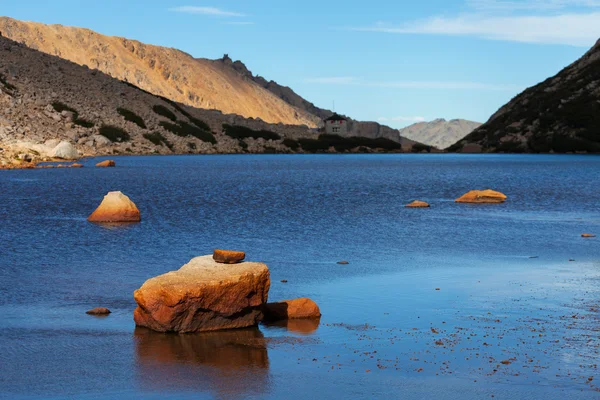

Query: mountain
<box><xmin>0</xmin><ymin>16</ymin><xmax>320</xmax><ymax>128</ymax></box>
<box><xmin>449</xmin><ymin>40</ymin><xmax>600</xmax><ymax>153</ymax></box>
<box><xmin>0</xmin><ymin>35</ymin><xmax>417</xmax><ymax>167</ymax></box>
<box><xmin>398</xmin><ymin>118</ymin><xmax>481</xmax><ymax>150</ymax></box>
<box><xmin>0</xmin><ymin>17</ymin><xmax>402</xmax><ymax>143</ymax></box>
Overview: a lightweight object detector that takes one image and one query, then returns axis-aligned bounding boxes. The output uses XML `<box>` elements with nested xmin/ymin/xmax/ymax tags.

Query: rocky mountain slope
<box><xmin>0</xmin><ymin>35</ymin><xmax>416</xmax><ymax>167</ymax></box>
<box><xmin>449</xmin><ymin>39</ymin><xmax>600</xmax><ymax>153</ymax></box>
<box><xmin>0</xmin><ymin>16</ymin><xmax>320</xmax><ymax>128</ymax></box>
<box><xmin>398</xmin><ymin>118</ymin><xmax>481</xmax><ymax>150</ymax></box>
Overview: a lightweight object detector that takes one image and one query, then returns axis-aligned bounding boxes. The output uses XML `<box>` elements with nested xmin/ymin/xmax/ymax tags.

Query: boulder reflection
<box><xmin>134</xmin><ymin>327</ymin><xmax>269</xmax><ymax>398</ymax></box>
<box><xmin>263</xmin><ymin>317</ymin><xmax>321</xmax><ymax>335</ymax></box>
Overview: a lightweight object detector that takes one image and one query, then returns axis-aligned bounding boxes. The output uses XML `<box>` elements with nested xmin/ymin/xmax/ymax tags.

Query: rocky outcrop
<box><xmin>263</xmin><ymin>298</ymin><xmax>321</xmax><ymax>321</ymax></box>
<box><xmin>86</xmin><ymin>307</ymin><xmax>111</xmax><ymax>315</ymax></box>
<box><xmin>133</xmin><ymin>255</ymin><xmax>271</xmax><ymax>333</ymax></box>
<box><xmin>455</xmin><ymin>190</ymin><xmax>507</xmax><ymax>204</ymax></box>
<box><xmin>95</xmin><ymin>160</ymin><xmax>116</xmax><ymax>167</ymax></box>
<box><xmin>49</xmin><ymin>141</ymin><xmax>79</xmax><ymax>159</ymax></box>
<box><xmin>406</xmin><ymin>200</ymin><xmax>430</xmax><ymax>208</ymax></box>
<box><xmin>399</xmin><ymin>119</ymin><xmax>481</xmax><ymax>150</ymax></box>
<box><xmin>88</xmin><ymin>191</ymin><xmax>141</xmax><ymax>223</ymax></box>
<box><xmin>213</xmin><ymin>249</ymin><xmax>245</xmax><ymax>264</ymax></box>
<box><xmin>449</xmin><ymin>39</ymin><xmax>600</xmax><ymax>153</ymax></box>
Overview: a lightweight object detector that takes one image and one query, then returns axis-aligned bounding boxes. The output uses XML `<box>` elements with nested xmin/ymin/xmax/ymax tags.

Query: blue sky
<box><xmin>2</xmin><ymin>0</ymin><xmax>600</xmax><ymax>127</ymax></box>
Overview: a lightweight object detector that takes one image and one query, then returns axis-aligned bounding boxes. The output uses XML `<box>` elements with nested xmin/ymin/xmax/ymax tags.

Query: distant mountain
<box><xmin>449</xmin><ymin>39</ymin><xmax>600</xmax><ymax>153</ymax></box>
<box><xmin>398</xmin><ymin>119</ymin><xmax>481</xmax><ymax>150</ymax></box>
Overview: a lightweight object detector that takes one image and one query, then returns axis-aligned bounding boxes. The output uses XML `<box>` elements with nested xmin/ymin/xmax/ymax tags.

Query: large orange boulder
<box><xmin>88</xmin><ymin>191</ymin><xmax>141</xmax><ymax>223</ymax></box>
<box><xmin>96</xmin><ymin>160</ymin><xmax>116</xmax><ymax>167</ymax></box>
<box><xmin>406</xmin><ymin>200</ymin><xmax>430</xmax><ymax>208</ymax></box>
<box><xmin>133</xmin><ymin>255</ymin><xmax>271</xmax><ymax>333</ymax></box>
<box><xmin>455</xmin><ymin>189</ymin><xmax>507</xmax><ymax>204</ymax></box>
<box><xmin>213</xmin><ymin>249</ymin><xmax>246</xmax><ymax>264</ymax></box>
<box><xmin>263</xmin><ymin>298</ymin><xmax>321</xmax><ymax>321</ymax></box>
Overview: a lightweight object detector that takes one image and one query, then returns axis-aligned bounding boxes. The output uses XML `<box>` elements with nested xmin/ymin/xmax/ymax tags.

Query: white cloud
<box><xmin>353</xmin><ymin>12</ymin><xmax>600</xmax><ymax>47</ymax></box>
<box><xmin>305</xmin><ymin>77</ymin><xmax>520</xmax><ymax>91</ymax></box>
<box><xmin>304</xmin><ymin>77</ymin><xmax>358</xmax><ymax>84</ymax></box>
<box><xmin>169</xmin><ymin>6</ymin><xmax>245</xmax><ymax>17</ymax></box>
<box><xmin>468</xmin><ymin>0</ymin><xmax>600</xmax><ymax>11</ymax></box>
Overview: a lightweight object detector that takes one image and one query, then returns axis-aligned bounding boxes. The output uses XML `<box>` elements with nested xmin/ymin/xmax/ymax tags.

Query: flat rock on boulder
<box><xmin>134</xmin><ymin>255</ymin><xmax>271</xmax><ymax>333</ymax></box>
<box><xmin>213</xmin><ymin>249</ymin><xmax>245</xmax><ymax>264</ymax></box>
<box><xmin>455</xmin><ymin>189</ymin><xmax>507</xmax><ymax>204</ymax></box>
<box><xmin>49</xmin><ymin>141</ymin><xmax>79</xmax><ymax>160</ymax></box>
<box><xmin>263</xmin><ymin>298</ymin><xmax>321</xmax><ymax>321</ymax></box>
<box><xmin>96</xmin><ymin>160</ymin><xmax>115</xmax><ymax>167</ymax></box>
<box><xmin>406</xmin><ymin>200</ymin><xmax>430</xmax><ymax>208</ymax></box>
<box><xmin>88</xmin><ymin>191</ymin><xmax>141</xmax><ymax>223</ymax></box>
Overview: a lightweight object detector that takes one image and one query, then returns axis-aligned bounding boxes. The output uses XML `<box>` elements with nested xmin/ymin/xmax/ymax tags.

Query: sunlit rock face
<box><xmin>87</xmin><ymin>191</ymin><xmax>141</xmax><ymax>223</ymax></box>
<box><xmin>134</xmin><ymin>256</ymin><xmax>270</xmax><ymax>333</ymax></box>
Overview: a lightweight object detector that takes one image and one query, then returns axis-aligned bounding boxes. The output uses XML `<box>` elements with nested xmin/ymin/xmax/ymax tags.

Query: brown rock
<box><xmin>96</xmin><ymin>160</ymin><xmax>115</xmax><ymax>167</ymax></box>
<box><xmin>455</xmin><ymin>189</ymin><xmax>507</xmax><ymax>203</ymax></box>
<box><xmin>88</xmin><ymin>191</ymin><xmax>141</xmax><ymax>223</ymax></box>
<box><xmin>406</xmin><ymin>200</ymin><xmax>430</xmax><ymax>208</ymax></box>
<box><xmin>133</xmin><ymin>255</ymin><xmax>271</xmax><ymax>333</ymax></box>
<box><xmin>263</xmin><ymin>298</ymin><xmax>321</xmax><ymax>321</ymax></box>
<box><xmin>582</xmin><ymin>234</ymin><xmax>596</xmax><ymax>238</ymax></box>
<box><xmin>86</xmin><ymin>307</ymin><xmax>111</xmax><ymax>315</ymax></box>
<box><xmin>71</xmin><ymin>163</ymin><xmax>83</xmax><ymax>168</ymax></box>
<box><xmin>213</xmin><ymin>249</ymin><xmax>246</xmax><ymax>264</ymax></box>
<box><xmin>337</xmin><ymin>261</ymin><xmax>349</xmax><ymax>265</ymax></box>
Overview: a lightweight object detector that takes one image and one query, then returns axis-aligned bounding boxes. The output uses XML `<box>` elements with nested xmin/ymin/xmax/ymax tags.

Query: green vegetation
<box><xmin>0</xmin><ymin>74</ymin><xmax>16</xmax><ymax>91</ymax></box>
<box><xmin>152</xmin><ymin>105</ymin><xmax>177</xmax><ymax>121</ymax></box>
<box><xmin>117</xmin><ymin>107</ymin><xmax>147</xmax><ymax>129</ymax></box>
<box><xmin>143</xmin><ymin>132</ymin><xmax>173</xmax><ymax>150</ymax></box>
<box><xmin>99</xmin><ymin>125</ymin><xmax>131</xmax><ymax>142</ymax></box>
<box><xmin>238</xmin><ymin>139</ymin><xmax>248</xmax><ymax>150</ymax></box>
<box><xmin>51</xmin><ymin>102</ymin><xmax>95</xmax><ymax>128</ymax></box>
<box><xmin>223</xmin><ymin>124</ymin><xmax>281</xmax><ymax>141</ymax></box>
<box><xmin>282</xmin><ymin>138</ymin><xmax>299</xmax><ymax>150</ymax></box>
<box><xmin>159</xmin><ymin>121</ymin><xmax>216</xmax><ymax>144</ymax></box>
<box><xmin>187</xmin><ymin>142</ymin><xmax>197</xmax><ymax>150</ymax></box>
<box><xmin>263</xmin><ymin>146</ymin><xmax>278</xmax><ymax>154</ymax></box>
<box><xmin>411</xmin><ymin>143</ymin><xmax>433</xmax><ymax>153</ymax></box>
<box><xmin>299</xmin><ymin>134</ymin><xmax>403</xmax><ymax>152</ymax></box>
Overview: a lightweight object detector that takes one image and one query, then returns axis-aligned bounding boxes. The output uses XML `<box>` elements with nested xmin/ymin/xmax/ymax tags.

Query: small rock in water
<box><xmin>86</xmin><ymin>307</ymin><xmax>111</xmax><ymax>315</ymax></box>
<box><xmin>529</xmin><ymin>256</ymin><xmax>539</xmax><ymax>259</ymax></box>
<box><xmin>263</xmin><ymin>298</ymin><xmax>321</xmax><ymax>321</ymax></box>
<box><xmin>337</xmin><ymin>261</ymin><xmax>349</xmax><ymax>265</ymax></box>
<box><xmin>96</xmin><ymin>160</ymin><xmax>116</xmax><ymax>167</ymax></box>
<box><xmin>281</xmin><ymin>279</ymin><xmax>288</xmax><ymax>283</ymax></box>
<box><xmin>88</xmin><ymin>191</ymin><xmax>141</xmax><ymax>223</ymax></box>
<box><xmin>455</xmin><ymin>189</ymin><xmax>507</xmax><ymax>204</ymax></box>
<box><xmin>213</xmin><ymin>249</ymin><xmax>246</xmax><ymax>264</ymax></box>
<box><xmin>405</xmin><ymin>200</ymin><xmax>430</xmax><ymax>208</ymax></box>
<box><xmin>581</xmin><ymin>234</ymin><xmax>596</xmax><ymax>238</ymax></box>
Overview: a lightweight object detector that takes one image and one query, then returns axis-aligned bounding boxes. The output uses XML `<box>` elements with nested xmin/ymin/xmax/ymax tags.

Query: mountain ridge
<box><xmin>398</xmin><ymin>118</ymin><xmax>481</xmax><ymax>150</ymax></box>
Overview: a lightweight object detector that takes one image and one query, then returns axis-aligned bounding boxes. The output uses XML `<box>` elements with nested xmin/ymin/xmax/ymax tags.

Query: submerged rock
<box><xmin>88</xmin><ymin>191</ymin><xmax>141</xmax><ymax>223</ymax></box>
<box><xmin>455</xmin><ymin>189</ymin><xmax>507</xmax><ymax>203</ymax></box>
<box><xmin>337</xmin><ymin>261</ymin><xmax>349</xmax><ymax>265</ymax></box>
<box><xmin>49</xmin><ymin>141</ymin><xmax>79</xmax><ymax>160</ymax></box>
<box><xmin>133</xmin><ymin>255</ymin><xmax>271</xmax><ymax>333</ymax></box>
<box><xmin>263</xmin><ymin>298</ymin><xmax>321</xmax><ymax>321</ymax></box>
<box><xmin>96</xmin><ymin>160</ymin><xmax>115</xmax><ymax>167</ymax></box>
<box><xmin>86</xmin><ymin>307</ymin><xmax>111</xmax><ymax>315</ymax></box>
<box><xmin>213</xmin><ymin>249</ymin><xmax>246</xmax><ymax>264</ymax></box>
<box><xmin>406</xmin><ymin>200</ymin><xmax>430</xmax><ymax>208</ymax></box>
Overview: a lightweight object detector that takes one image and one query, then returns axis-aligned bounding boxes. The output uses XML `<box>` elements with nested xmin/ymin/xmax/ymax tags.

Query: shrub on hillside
<box><xmin>99</xmin><ymin>125</ymin><xmax>131</xmax><ymax>142</ymax></box>
<box><xmin>152</xmin><ymin>105</ymin><xmax>177</xmax><ymax>121</ymax></box>
<box><xmin>143</xmin><ymin>132</ymin><xmax>173</xmax><ymax>150</ymax></box>
<box><xmin>159</xmin><ymin>121</ymin><xmax>216</xmax><ymax>144</ymax></box>
<box><xmin>117</xmin><ymin>107</ymin><xmax>147</xmax><ymax>129</ymax></box>
<box><xmin>223</xmin><ymin>124</ymin><xmax>281</xmax><ymax>141</ymax></box>
<box><xmin>282</xmin><ymin>138</ymin><xmax>299</xmax><ymax>150</ymax></box>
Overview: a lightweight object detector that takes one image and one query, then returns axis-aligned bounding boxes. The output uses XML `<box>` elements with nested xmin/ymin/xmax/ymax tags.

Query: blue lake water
<box><xmin>0</xmin><ymin>154</ymin><xmax>599</xmax><ymax>399</ymax></box>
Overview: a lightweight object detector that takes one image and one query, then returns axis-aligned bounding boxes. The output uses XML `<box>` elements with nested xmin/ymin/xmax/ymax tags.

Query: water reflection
<box><xmin>134</xmin><ymin>327</ymin><xmax>269</xmax><ymax>398</ymax></box>
<box><xmin>263</xmin><ymin>317</ymin><xmax>321</xmax><ymax>335</ymax></box>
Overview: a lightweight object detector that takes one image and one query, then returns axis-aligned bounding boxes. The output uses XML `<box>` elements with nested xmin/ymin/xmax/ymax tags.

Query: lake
<box><xmin>0</xmin><ymin>154</ymin><xmax>599</xmax><ymax>399</ymax></box>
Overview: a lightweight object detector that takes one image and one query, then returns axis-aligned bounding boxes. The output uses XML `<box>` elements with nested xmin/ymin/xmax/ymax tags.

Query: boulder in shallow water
<box><xmin>213</xmin><ymin>249</ymin><xmax>246</xmax><ymax>264</ymax></box>
<box><xmin>582</xmin><ymin>234</ymin><xmax>596</xmax><ymax>238</ymax></box>
<box><xmin>406</xmin><ymin>200</ymin><xmax>430</xmax><ymax>208</ymax></box>
<box><xmin>133</xmin><ymin>255</ymin><xmax>271</xmax><ymax>333</ymax></box>
<box><xmin>96</xmin><ymin>160</ymin><xmax>115</xmax><ymax>167</ymax></box>
<box><xmin>263</xmin><ymin>298</ymin><xmax>321</xmax><ymax>321</ymax></box>
<box><xmin>49</xmin><ymin>141</ymin><xmax>79</xmax><ymax>159</ymax></box>
<box><xmin>88</xmin><ymin>191</ymin><xmax>141</xmax><ymax>223</ymax></box>
<box><xmin>455</xmin><ymin>189</ymin><xmax>507</xmax><ymax>204</ymax></box>
<box><xmin>86</xmin><ymin>307</ymin><xmax>111</xmax><ymax>315</ymax></box>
